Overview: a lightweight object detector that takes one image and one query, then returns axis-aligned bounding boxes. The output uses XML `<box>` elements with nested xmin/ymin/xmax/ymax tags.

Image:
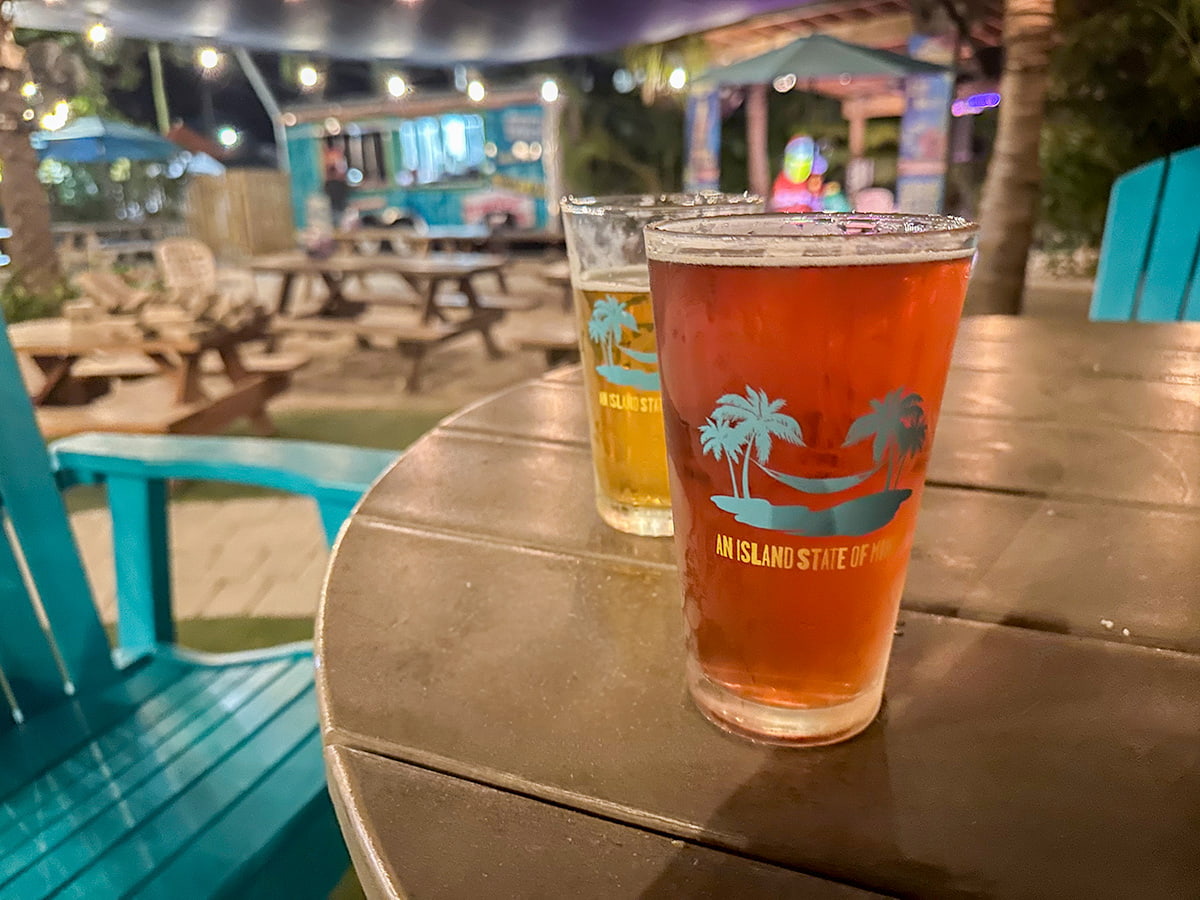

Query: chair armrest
<box><xmin>49</xmin><ymin>432</ymin><xmax>398</xmax><ymax>654</ymax></box>
<box><xmin>50</xmin><ymin>432</ymin><xmax>397</xmax><ymax>509</ymax></box>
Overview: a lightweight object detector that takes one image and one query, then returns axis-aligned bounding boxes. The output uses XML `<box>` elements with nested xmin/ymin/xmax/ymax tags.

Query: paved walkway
<box><xmin>67</xmin><ymin>268</ymin><xmax>1093</xmax><ymax>623</ymax></box>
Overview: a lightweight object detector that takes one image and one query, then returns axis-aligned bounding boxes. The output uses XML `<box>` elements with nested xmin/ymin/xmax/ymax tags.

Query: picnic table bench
<box><xmin>8</xmin><ymin>315</ymin><xmax>303</xmax><ymax>439</ymax></box>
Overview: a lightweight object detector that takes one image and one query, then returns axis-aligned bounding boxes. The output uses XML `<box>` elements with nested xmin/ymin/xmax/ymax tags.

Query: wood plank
<box><xmin>941</xmin><ymin>366</ymin><xmax>1200</xmax><ymax>433</ymax></box>
<box><xmin>0</xmin><ymin>662</ymin><xmax>281</xmax><ymax>847</ymax></box>
<box><xmin>0</xmin><ymin>661</ymin><xmax>315</xmax><ymax>895</ymax></box>
<box><xmin>328</xmin><ymin>745</ymin><xmax>879</xmax><ymax>899</ymax></box>
<box><xmin>1090</xmin><ymin>156</ymin><xmax>1167</xmax><ymax>321</ymax></box>
<box><xmin>35</xmin><ymin>374</ymin><xmax>277</xmax><ymax>440</ymax></box>
<box><xmin>132</xmin><ymin>730</ymin><xmax>343</xmax><ymax>900</ymax></box>
<box><xmin>50</xmin><ymin>690</ymin><xmax>320</xmax><ymax>899</ymax></box>
<box><xmin>322</xmin><ymin>527</ymin><xmax>1200</xmax><ymax>900</ymax></box>
<box><xmin>928</xmin><ymin>414</ymin><xmax>1200</xmax><ymax>507</ymax></box>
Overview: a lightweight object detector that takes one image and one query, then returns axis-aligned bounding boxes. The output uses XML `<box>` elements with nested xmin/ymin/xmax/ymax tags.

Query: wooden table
<box><xmin>318</xmin><ymin>316</ymin><xmax>1200</xmax><ymax>898</ymax></box>
<box><xmin>335</xmin><ymin>224</ymin><xmax>492</xmax><ymax>255</ymax></box>
<box><xmin>250</xmin><ymin>251</ymin><xmax>508</xmax><ymax>324</ymax></box>
<box><xmin>8</xmin><ymin>315</ymin><xmax>285</xmax><ymax>438</ymax></box>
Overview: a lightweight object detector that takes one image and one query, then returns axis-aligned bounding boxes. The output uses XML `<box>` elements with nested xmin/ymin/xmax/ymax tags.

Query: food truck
<box><xmin>280</xmin><ymin>85</ymin><xmax>563</xmax><ymax>235</ymax></box>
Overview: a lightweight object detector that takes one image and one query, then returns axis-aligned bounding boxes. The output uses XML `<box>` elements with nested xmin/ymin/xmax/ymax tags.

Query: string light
<box><xmin>197</xmin><ymin>47</ymin><xmax>222</xmax><ymax>71</ymax></box>
<box><xmin>540</xmin><ymin>79</ymin><xmax>559</xmax><ymax>103</ymax></box>
<box><xmin>667</xmin><ymin>67</ymin><xmax>687</xmax><ymax>91</ymax></box>
<box><xmin>386</xmin><ymin>74</ymin><xmax>408</xmax><ymax>97</ymax></box>
<box><xmin>40</xmin><ymin>100</ymin><xmax>70</xmax><ymax>131</ymax></box>
<box><xmin>217</xmin><ymin>126</ymin><xmax>241</xmax><ymax>148</ymax></box>
<box><xmin>297</xmin><ymin>64</ymin><xmax>322</xmax><ymax>91</ymax></box>
<box><xmin>86</xmin><ymin>22</ymin><xmax>109</xmax><ymax>46</ymax></box>
<box><xmin>466</xmin><ymin>79</ymin><xmax>485</xmax><ymax>102</ymax></box>
<box><xmin>20</xmin><ymin>82</ymin><xmax>38</xmax><ymax>99</ymax></box>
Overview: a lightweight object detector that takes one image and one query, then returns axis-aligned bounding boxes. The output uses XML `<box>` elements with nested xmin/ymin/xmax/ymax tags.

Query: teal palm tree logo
<box><xmin>708</xmin><ymin>387</ymin><xmax>803</xmax><ymax>498</ymax></box>
<box><xmin>698</xmin><ymin>384</ymin><xmax>927</xmax><ymax>538</ymax></box>
<box><xmin>842</xmin><ymin>388</ymin><xmax>927</xmax><ymax>489</ymax></box>
<box><xmin>587</xmin><ymin>294</ymin><xmax>660</xmax><ymax>390</ymax></box>
<box><xmin>587</xmin><ymin>296</ymin><xmax>637</xmax><ymax>368</ymax></box>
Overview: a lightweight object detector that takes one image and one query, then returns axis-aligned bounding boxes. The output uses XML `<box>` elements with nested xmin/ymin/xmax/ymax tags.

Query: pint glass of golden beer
<box><xmin>561</xmin><ymin>194</ymin><xmax>761</xmax><ymax>536</ymax></box>
<box><xmin>645</xmin><ymin>213</ymin><xmax>978</xmax><ymax>745</ymax></box>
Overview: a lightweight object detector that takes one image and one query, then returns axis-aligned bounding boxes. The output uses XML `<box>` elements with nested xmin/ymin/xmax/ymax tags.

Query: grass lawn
<box><xmin>66</xmin><ymin>406</ymin><xmax>451</xmax><ymax>512</ymax></box>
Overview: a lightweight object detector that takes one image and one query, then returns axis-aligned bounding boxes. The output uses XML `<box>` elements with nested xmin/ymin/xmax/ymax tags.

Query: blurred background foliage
<box><xmin>1039</xmin><ymin>0</ymin><xmax>1200</xmax><ymax>249</ymax></box>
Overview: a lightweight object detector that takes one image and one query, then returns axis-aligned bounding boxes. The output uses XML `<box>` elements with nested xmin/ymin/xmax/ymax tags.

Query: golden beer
<box><xmin>561</xmin><ymin>193</ymin><xmax>762</xmax><ymax>536</ymax></box>
<box><xmin>574</xmin><ymin>267</ymin><xmax>670</xmax><ymax>533</ymax></box>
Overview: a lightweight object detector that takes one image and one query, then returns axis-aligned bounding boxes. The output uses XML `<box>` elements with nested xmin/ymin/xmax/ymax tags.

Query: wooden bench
<box><xmin>434</xmin><ymin>291</ymin><xmax>542</xmax><ymax>313</ymax></box>
<box><xmin>278</xmin><ymin>308</ymin><xmax>504</xmax><ymax>393</ymax></box>
<box><xmin>1091</xmin><ymin>144</ymin><xmax>1200</xmax><ymax>321</ymax></box>
<box><xmin>36</xmin><ymin>374</ymin><xmax>283</xmax><ymax>441</ymax></box>
<box><xmin>515</xmin><ymin>321</ymin><xmax>580</xmax><ymax>367</ymax></box>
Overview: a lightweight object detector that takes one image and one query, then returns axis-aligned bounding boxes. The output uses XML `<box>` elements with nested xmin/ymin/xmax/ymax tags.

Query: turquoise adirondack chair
<box><xmin>0</xmin><ymin>310</ymin><xmax>397</xmax><ymax>897</ymax></box>
<box><xmin>1090</xmin><ymin>145</ymin><xmax>1200</xmax><ymax>322</ymax></box>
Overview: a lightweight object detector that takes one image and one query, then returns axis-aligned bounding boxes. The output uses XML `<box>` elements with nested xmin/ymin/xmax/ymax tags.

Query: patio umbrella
<box><xmin>696</xmin><ymin>33</ymin><xmax>947</xmax><ymax>86</ymax></box>
<box><xmin>696</xmin><ymin>34</ymin><xmax>948</xmax><ymax>198</ymax></box>
<box><xmin>31</xmin><ymin>116</ymin><xmax>183</xmax><ymax>163</ymax></box>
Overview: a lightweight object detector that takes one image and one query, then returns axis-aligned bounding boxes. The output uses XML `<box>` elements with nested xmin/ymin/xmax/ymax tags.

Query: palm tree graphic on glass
<box><xmin>699</xmin><ymin>385</ymin><xmax>926</xmax><ymax>537</ymax></box>
<box><xmin>586</xmin><ymin>295</ymin><xmax>659</xmax><ymax>390</ymax></box>
<box><xmin>842</xmin><ymin>388</ymin><xmax>927</xmax><ymax>490</ymax></box>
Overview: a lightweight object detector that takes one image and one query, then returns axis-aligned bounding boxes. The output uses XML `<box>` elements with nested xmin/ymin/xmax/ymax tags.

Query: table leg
<box><xmin>30</xmin><ymin>355</ymin><xmax>86</xmax><ymax>406</ymax></box>
<box><xmin>421</xmin><ymin>278</ymin><xmax>449</xmax><ymax>325</ymax></box>
<box><xmin>173</xmin><ymin>353</ymin><xmax>209</xmax><ymax>404</ymax></box>
<box><xmin>320</xmin><ymin>272</ymin><xmax>351</xmax><ymax>316</ymax></box>
<box><xmin>216</xmin><ymin>344</ymin><xmax>277</xmax><ymax>435</ymax></box>
<box><xmin>277</xmin><ymin>272</ymin><xmax>296</xmax><ymax>315</ymax></box>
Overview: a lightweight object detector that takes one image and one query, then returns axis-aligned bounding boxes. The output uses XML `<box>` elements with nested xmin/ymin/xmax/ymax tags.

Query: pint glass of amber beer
<box><xmin>645</xmin><ymin>213</ymin><xmax>977</xmax><ymax>745</ymax></box>
<box><xmin>561</xmin><ymin>194</ymin><xmax>761</xmax><ymax>536</ymax></box>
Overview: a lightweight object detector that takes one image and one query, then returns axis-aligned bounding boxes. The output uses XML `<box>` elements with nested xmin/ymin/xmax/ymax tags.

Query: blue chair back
<box><xmin>1091</xmin><ymin>145</ymin><xmax>1200</xmax><ymax>322</ymax></box>
<box><xmin>0</xmin><ymin>309</ymin><xmax>116</xmax><ymax>730</ymax></box>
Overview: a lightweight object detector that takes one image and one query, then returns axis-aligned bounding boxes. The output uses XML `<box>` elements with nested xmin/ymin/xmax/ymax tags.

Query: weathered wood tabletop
<box><xmin>318</xmin><ymin>315</ymin><xmax>1200</xmax><ymax>899</ymax></box>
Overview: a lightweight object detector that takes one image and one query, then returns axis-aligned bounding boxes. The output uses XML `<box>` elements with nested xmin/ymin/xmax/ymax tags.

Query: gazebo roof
<box><xmin>14</xmin><ymin>0</ymin><xmax>820</xmax><ymax>64</ymax></box>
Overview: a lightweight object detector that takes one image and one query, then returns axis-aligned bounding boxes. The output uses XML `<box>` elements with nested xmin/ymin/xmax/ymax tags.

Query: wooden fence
<box><xmin>185</xmin><ymin>169</ymin><xmax>296</xmax><ymax>262</ymax></box>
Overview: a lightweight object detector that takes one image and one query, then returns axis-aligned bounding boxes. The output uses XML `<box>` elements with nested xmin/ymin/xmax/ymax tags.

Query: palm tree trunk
<box><xmin>0</xmin><ymin>60</ymin><xmax>61</xmax><ymax>296</ymax></box>
<box><xmin>886</xmin><ymin>454</ymin><xmax>895</xmax><ymax>491</ymax></box>
<box><xmin>746</xmin><ymin>83</ymin><xmax>770</xmax><ymax>199</ymax></box>
<box><xmin>964</xmin><ymin>0</ymin><xmax>1056</xmax><ymax>316</ymax></box>
<box><xmin>726</xmin><ymin>454</ymin><xmax>738</xmax><ymax>497</ymax></box>
<box><xmin>740</xmin><ymin>450</ymin><xmax>752</xmax><ymax>499</ymax></box>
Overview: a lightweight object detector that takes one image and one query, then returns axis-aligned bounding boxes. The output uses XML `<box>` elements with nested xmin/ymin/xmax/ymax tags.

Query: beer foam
<box><xmin>575</xmin><ymin>265</ymin><xmax>650</xmax><ymax>293</ymax></box>
<box><xmin>644</xmin><ymin>213</ymin><xmax>978</xmax><ymax>268</ymax></box>
<box><xmin>645</xmin><ymin>246</ymin><xmax>976</xmax><ymax>267</ymax></box>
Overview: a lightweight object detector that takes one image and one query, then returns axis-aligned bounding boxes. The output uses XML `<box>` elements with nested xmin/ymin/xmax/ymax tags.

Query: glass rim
<box><xmin>559</xmin><ymin>192</ymin><xmax>763</xmax><ymax>218</ymax></box>
<box><xmin>645</xmin><ymin>212</ymin><xmax>978</xmax><ymax>265</ymax></box>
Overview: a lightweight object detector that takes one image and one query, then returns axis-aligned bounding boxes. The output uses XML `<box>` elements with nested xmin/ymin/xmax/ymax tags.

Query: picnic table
<box><xmin>249</xmin><ymin>251</ymin><xmax>510</xmax><ymax>322</ymax></box>
<box><xmin>317</xmin><ymin>315</ymin><xmax>1200</xmax><ymax>898</ymax></box>
<box><xmin>335</xmin><ymin>224</ymin><xmax>493</xmax><ymax>255</ymax></box>
<box><xmin>8</xmin><ymin>313</ymin><xmax>292</xmax><ymax>439</ymax></box>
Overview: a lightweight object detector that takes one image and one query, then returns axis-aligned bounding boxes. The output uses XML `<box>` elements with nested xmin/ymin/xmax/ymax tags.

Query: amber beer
<box><xmin>561</xmin><ymin>194</ymin><xmax>762</xmax><ymax>536</ymax></box>
<box><xmin>574</xmin><ymin>267</ymin><xmax>671</xmax><ymax>527</ymax></box>
<box><xmin>645</xmin><ymin>213</ymin><xmax>977</xmax><ymax>745</ymax></box>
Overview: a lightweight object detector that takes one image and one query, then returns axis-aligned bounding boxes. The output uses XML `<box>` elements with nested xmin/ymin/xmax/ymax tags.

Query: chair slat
<box><xmin>0</xmin><ymin>319</ymin><xmax>115</xmax><ymax>694</ymax></box>
<box><xmin>132</xmin><ymin>730</ymin><xmax>340</xmax><ymax>900</ymax></box>
<box><xmin>0</xmin><ymin>520</ymin><xmax>67</xmax><ymax>716</ymax></box>
<box><xmin>1090</xmin><ymin>158</ymin><xmax>1168</xmax><ymax>321</ymax></box>
<box><xmin>0</xmin><ymin>659</ymin><xmax>186</xmax><ymax>802</ymax></box>
<box><xmin>1136</xmin><ymin>146</ymin><xmax>1200</xmax><ymax>321</ymax></box>
<box><xmin>6</xmin><ymin>669</ymin><xmax>317</xmax><ymax>897</ymax></box>
<box><xmin>0</xmin><ymin>661</ymin><xmax>283</xmax><ymax>845</ymax></box>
